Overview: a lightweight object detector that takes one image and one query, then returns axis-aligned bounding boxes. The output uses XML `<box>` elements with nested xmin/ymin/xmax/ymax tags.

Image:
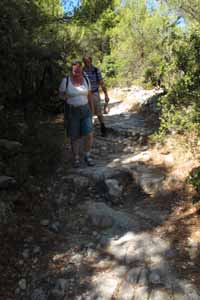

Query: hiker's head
<box><xmin>83</xmin><ymin>55</ymin><xmax>92</xmax><ymax>67</ymax></box>
<box><xmin>71</xmin><ymin>60</ymin><xmax>83</xmax><ymax>77</ymax></box>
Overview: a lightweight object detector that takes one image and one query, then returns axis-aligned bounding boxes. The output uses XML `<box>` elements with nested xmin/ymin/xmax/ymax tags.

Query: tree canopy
<box><xmin>0</xmin><ymin>0</ymin><xmax>199</xmax><ymax>147</ymax></box>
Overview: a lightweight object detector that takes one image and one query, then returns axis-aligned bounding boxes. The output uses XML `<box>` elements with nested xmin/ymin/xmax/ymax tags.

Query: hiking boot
<box><xmin>84</xmin><ymin>155</ymin><xmax>95</xmax><ymax>167</ymax></box>
<box><xmin>100</xmin><ymin>123</ymin><xmax>107</xmax><ymax>137</ymax></box>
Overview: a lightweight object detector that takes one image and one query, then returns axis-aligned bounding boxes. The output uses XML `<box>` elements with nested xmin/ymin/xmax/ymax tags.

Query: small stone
<box><xmin>182</xmin><ymin>265</ymin><xmax>187</xmax><ymax>269</ymax></box>
<box><xmin>49</xmin><ymin>222</ymin><xmax>60</xmax><ymax>233</ymax></box>
<box><xmin>56</xmin><ymin>167</ymin><xmax>62</xmax><ymax>174</ymax></box>
<box><xmin>139</xmin><ymin>268</ymin><xmax>148</xmax><ymax>286</ymax></box>
<box><xmin>164</xmin><ymin>154</ymin><xmax>174</xmax><ymax>164</ymax></box>
<box><xmin>149</xmin><ymin>271</ymin><xmax>162</xmax><ymax>285</ymax></box>
<box><xmin>87</xmin><ymin>242</ymin><xmax>95</xmax><ymax>249</ymax></box>
<box><xmin>18</xmin><ymin>278</ymin><xmax>26</xmax><ymax>290</ymax></box>
<box><xmin>105</xmin><ymin>178</ymin><xmax>123</xmax><ymax>197</ymax></box>
<box><xmin>26</xmin><ymin>236</ymin><xmax>33</xmax><ymax>242</ymax></box>
<box><xmin>63</xmin><ymin>264</ymin><xmax>74</xmax><ymax>274</ymax></box>
<box><xmin>51</xmin><ymin>278</ymin><xmax>68</xmax><ymax>297</ymax></box>
<box><xmin>134</xmin><ymin>286</ymin><xmax>149</xmax><ymax>300</ymax></box>
<box><xmin>187</xmin><ymin>247</ymin><xmax>198</xmax><ymax>260</ymax></box>
<box><xmin>33</xmin><ymin>258</ymin><xmax>38</xmax><ymax>264</ymax></box>
<box><xmin>188</xmin><ymin>238</ymin><xmax>198</xmax><ymax>248</ymax></box>
<box><xmin>22</xmin><ymin>249</ymin><xmax>29</xmax><ymax>259</ymax></box>
<box><xmin>116</xmin><ymin>280</ymin><xmax>135</xmax><ymax>300</ymax></box>
<box><xmin>33</xmin><ymin>246</ymin><xmax>41</xmax><ymax>254</ymax></box>
<box><xmin>149</xmin><ymin>289</ymin><xmax>171</xmax><ymax>300</ymax></box>
<box><xmin>87</xmin><ymin>249</ymin><xmax>97</xmax><ymax>258</ymax></box>
<box><xmin>40</xmin><ymin>219</ymin><xmax>49</xmax><ymax>226</ymax></box>
<box><xmin>127</xmin><ymin>267</ymin><xmax>141</xmax><ymax>284</ymax></box>
<box><xmin>15</xmin><ymin>288</ymin><xmax>20</xmax><ymax>294</ymax></box>
<box><xmin>70</xmin><ymin>254</ymin><xmax>83</xmax><ymax>265</ymax></box>
<box><xmin>31</xmin><ymin>288</ymin><xmax>47</xmax><ymax>300</ymax></box>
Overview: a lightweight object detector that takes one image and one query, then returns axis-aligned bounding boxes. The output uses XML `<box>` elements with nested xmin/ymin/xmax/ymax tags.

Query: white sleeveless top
<box><xmin>59</xmin><ymin>77</ymin><xmax>91</xmax><ymax>106</ymax></box>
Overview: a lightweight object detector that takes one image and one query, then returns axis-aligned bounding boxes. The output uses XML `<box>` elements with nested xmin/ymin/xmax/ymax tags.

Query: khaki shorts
<box><xmin>93</xmin><ymin>92</ymin><xmax>102</xmax><ymax>116</ymax></box>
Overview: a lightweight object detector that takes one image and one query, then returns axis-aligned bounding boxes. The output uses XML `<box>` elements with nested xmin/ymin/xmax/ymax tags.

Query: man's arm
<box><xmin>99</xmin><ymin>79</ymin><xmax>109</xmax><ymax>102</ymax></box>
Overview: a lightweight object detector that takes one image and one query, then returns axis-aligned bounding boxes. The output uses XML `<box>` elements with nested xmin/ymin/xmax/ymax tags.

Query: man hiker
<box><xmin>83</xmin><ymin>55</ymin><xmax>110</xmax><ymax>137</ymax></box>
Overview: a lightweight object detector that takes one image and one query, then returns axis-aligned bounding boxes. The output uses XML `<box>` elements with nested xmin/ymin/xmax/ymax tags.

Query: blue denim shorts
<box><xmin>64</xmin><ymin>103</ymin><xmax>93</xmax><ymax>138</ymax></box>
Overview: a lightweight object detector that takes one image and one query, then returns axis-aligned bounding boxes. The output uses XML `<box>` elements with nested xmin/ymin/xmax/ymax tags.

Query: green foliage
<box><xmin>73</xmin><ymin>0</ymin><xmax>116</xmax><ymax>24</ymax></box>
<box><xmin>145</xmin><ymin>6</ymin><xmax>199</xmax><ymax>141</ymax></box>
<box><xmin>187</xmin><ymin>167</ymin><xmax>200</xmax><ymax>203</ymax></box>
<box><xmin>159</xmin><ymin>101</ymin><xmax>200</xmax><ymax>134</ymax></box>
<box><xmin>0</xmin><ymin>0</ymin><xmax>71</xmax><ymax>107</ymax></box>
<box><xmin>108</xmin><ymin>0</ymin><xmax>176</xmax><ymax>86</ymax></box>
<box><xmin>187</xmin><ymin>167</ymin><xmax>200</xmax><ymax>191</ymax></box>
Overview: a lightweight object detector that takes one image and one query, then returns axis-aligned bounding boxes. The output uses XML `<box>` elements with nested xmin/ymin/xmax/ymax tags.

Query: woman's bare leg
<box><xmin>71</xmin><ymin>138</ymin><xmax>80</xmax><ymax>160</ymax></box>
<box><xmin>84</xmin><ymin>132</ymin><xmax>93</xmax><ymax>153</ymax></box>
<box><xmin>84</xmin><ymin>132</ymin><xmax>95</xmax><ymax>166</ymax></box>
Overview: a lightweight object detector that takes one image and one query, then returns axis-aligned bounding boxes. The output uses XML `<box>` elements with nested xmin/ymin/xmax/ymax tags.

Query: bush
<box><xmin>151</xmin><ymin>29</ymin><xmax>200</xmax><ymax>149</ymax></box>
<box><xmin>187</xmin><ymin>167</ymin><xmax>200</xmax><ymax>203</ymax></box>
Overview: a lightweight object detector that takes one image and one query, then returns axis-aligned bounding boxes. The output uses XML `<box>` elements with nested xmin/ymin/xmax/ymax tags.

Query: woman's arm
<box><xmin>88</xmin><ymin>90</ymin><xmax>94</xmax><ymax>115</ymax></box>
<box><xmin>59</xmin><ymin>78</ymin><xmax>68</xmax><ymax>101</ymax></box>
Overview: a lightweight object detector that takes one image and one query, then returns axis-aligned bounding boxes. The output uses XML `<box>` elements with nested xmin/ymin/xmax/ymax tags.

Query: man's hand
<box><xmin>105</xmin><ymin>95</ymin><xmax>109</xmax><ymax>103</ymax></box>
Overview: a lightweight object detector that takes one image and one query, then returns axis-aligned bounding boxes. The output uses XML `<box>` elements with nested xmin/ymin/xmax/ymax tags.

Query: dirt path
<box><xmin>1</xmin><ymin>93</ymin><xmax>200</xmax><ymax>300</ymax></box>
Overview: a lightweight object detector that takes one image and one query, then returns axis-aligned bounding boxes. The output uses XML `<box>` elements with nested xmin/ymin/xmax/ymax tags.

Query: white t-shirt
<box><xmin>59</xmin><ymin>77</ymin><xmax>91</xmax><ymax>106</ymax></box>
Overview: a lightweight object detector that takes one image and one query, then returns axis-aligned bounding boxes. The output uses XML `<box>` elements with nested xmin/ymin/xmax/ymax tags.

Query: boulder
<box><xmin>129</xmin><ymin>165</ymin><xmax>165</xmax><ymax>195</ymax></box>
<box><xmin>0</xmin><ymin>139</ymin><xmax>22</xmax><ymax>155</ymax></box>
<box><xmin>0</xmin><ymin>175</ymin><xmax>16</xmax><ymax>189</ymax></box>
<box><xmin>105</xmin><ymin>179</ymin><xmax>123</xmax><ymax>198</ymax></box>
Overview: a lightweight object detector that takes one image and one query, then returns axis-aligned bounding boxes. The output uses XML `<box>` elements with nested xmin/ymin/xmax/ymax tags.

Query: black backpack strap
<box><xmin>94</xmin><ymin>67</ymin><xmax>99</xmax><ymax>82</ymax></box>
<box><xmin>83</xmin><ymin>74</ymin><xmax>90</xmax><ymax>89</ymax></box>
<box><xmin>65</xmin><ymin>76</ymin><xmax>69</xmax><ymax>90</ymax></box>
<box><xmin>64</xmin><ymin>76</ymin><xmax>69</xmax><ymax>130</ymax></box>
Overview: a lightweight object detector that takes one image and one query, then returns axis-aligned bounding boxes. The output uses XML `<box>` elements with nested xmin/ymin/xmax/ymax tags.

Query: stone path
<box><xmin>15</xmin><ymin>89</ymin><xmax>200</xmax><ymax>300</ymax></box>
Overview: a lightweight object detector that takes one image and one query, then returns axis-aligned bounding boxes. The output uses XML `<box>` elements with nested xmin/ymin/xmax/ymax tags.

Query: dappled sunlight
<box><xmin>108</xmin><ymin>86</ymin><xmax>163</xmax><ymax>116</ymax></box>
<box><xmin>45</xmin><ymin>220</ymin><xmax>199</xmax><ymax>299</ymax></box>
<box><xmin>1</xmin><ymin>0</ymin><xmax>200</xmax><ymax>298</ymax></box>
<box><xmin>1</xmin><ymin>75</ymin><xmax>197</xmax><ymax>299</ymax></box>
<box><xmin>105</xmin><ymin>231</ymin><xmax>170</xmax><ymax>265</ymax></box>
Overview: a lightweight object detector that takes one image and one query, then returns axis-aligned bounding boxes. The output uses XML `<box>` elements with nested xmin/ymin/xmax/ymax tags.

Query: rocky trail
<box><xmin>0</xmin><ymin>87</ymin><xmax>200</xmax><ymax>300</ymax></box>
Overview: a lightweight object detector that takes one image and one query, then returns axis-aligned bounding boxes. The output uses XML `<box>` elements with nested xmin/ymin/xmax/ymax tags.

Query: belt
<box><xmin>67</xmin><ymin>103</ymin><xmax>89</xmax><ymax>112</ymax></box>
<box><xmin>66</xmin><ymin>103</ymin><xmax>88</xmax><ymax>108</ymax></box>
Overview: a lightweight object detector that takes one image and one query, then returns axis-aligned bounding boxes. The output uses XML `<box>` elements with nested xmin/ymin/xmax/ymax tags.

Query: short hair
<box><xmin>71</xmin><ymin>60</ymin><xmax>82</xmax><ymax>66</ymax></box>
<box><xmin>83</xmin><ymin>55</ymin><xmax>92</xmax><ymax>62</ymax></box>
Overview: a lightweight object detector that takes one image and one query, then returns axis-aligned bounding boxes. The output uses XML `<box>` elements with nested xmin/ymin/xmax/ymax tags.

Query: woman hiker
<box><xmin>59</xmin><ymin>60</ymin><xmax>95</xmax><ymax>168</ymax></box>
